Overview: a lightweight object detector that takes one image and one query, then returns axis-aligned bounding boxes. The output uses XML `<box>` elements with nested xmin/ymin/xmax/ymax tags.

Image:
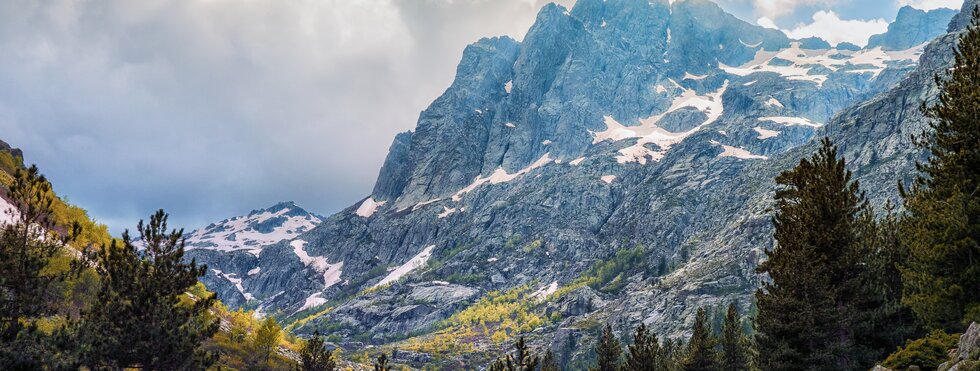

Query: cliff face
<box><xmin>186</xmin><ymin>0</ymin><xmax>976</xmax><ymax>367</ymax></box>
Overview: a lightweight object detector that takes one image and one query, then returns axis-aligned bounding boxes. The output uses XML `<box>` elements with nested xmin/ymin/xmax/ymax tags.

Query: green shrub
<box><xmin>881</xmin><ymin>330</ymin><xmax>959</xmax><ymax>370</ymax></box>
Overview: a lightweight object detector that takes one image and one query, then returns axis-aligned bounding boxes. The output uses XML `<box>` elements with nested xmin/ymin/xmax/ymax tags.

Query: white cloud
<box><xmin>783</xmin><ymin>11</ymin><xmax>889</xmax><ymax>46</ymax></box>
<box><xmin>757</xmin><ymin>17</ymin><xmax>780</xmax><ymax>29</ymax></box>
<box><xmin>752</xmin><ymin>0</ymin><xmax>837</xmax><ymax>19</ymax></box>
<box><xmin>897</xmin><ymin>0</ymin><xmax>964</xmax><ymax>10</ymax></box>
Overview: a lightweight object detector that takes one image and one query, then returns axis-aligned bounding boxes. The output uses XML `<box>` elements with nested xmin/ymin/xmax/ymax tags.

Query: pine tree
<box><xmin>591</xmin><ymin>324</ymin><xmax>621</xmax><ymax>371</ymax></box>
<box><xmin>854</xmin><ymin>203</ymin><xmax>921</xmax><ymax>362</ymax></box>
<box><xmin>0</xmin><ymin>165</ymin><xmax>80</xmax><ymax>368</ymax></box>
<box><xmin>720</xmin><ymin>304</ymin><xmax>748</xmax><ymax>371</ymax></box>
<box><xmin>77</xmin><ymin>210</ymin><xmax>219</xmax><ymax>370</ymax></box>
<box><xmin>254</xmin><ymin>316</ymin><xmax>283</xmax><ymax>363</ymax></box>
<box><xmin>298</xmin><ymin>330</ymin><xmax>335</xmax><ymax>371</ymax></box>
<box><xmin>373</xmin><ymin>353</ymin><xmax>391</xmax><ymax>371</ymax></box>
<box><xmin>657</xmin><ymin>256</ymin><xmax>669</xmax><ymax>276</ymax></box>
<box><xmin>623</xmin><ymin>323</ymin><xmax>662</xmax><ymax>371</ymax></box>
<box><xmin>899</xmin><ymin>6</ymin><xmax>980</xmax><ymax>331</ymax></box>
<box><xmin>755</xmin><ymin>138</ymin><xmax>874</xmax><ymax>370</ymax></box>
<box><xmin>681</xmin><ymin>307</ymin><xmax>718</xmax><ymax>371</ymax></box>
<box><xmin>489</xmin><ymin>336</ymin><xmax>540</xmax><ymax>371</ymax></box>
<box><xmin>540</xmin><ymin>349</ymin><xmax>560</xmax><ymax>371</ymax></box>
<box><xmin>662</xmin><ymin>337</ymin><xmax>683</xmax><ymax>369</ymax></box>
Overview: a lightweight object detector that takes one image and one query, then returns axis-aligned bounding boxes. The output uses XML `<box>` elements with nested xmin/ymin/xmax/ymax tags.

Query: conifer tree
<box><xmin>373</xmin><ymin>353</ymin><xmax>391</xmax><ymax>371</ymax></box>
<box><xmin>720</xmin><ymin>304</ymin><xmax>748</xmax><ymax>371</ymax></box>
<box><xmin>855</xmin><ymin>204</ymin><xmax>921</xmax><ymax>361</ymax></box>
<box><xmin>755</xmin><ymin>138</ymin><xmax>874</xmax><ymax>370</ymax></box>
<box><xmin>541</xmin><ymin>349</ymin><xmax>560</xmax><ymax>371</ymax></box>
<box><xmin>681</xmin><ymin>307</ymin><xmax>718</xmax><ymax>371</ymax></box>
<box><xmin>900</xmin><ymin>6</ymin><xmax>980</xmax><ymax>331</ymax></box>
<box><xmin>298</xmin><ymin>330</ymin><xmax>335</xmax><ymax>371</ymax></box>
<box><xmin>592</xmin><ymin>324</ymin><xmax>621</xmax><ymax>371</ymax></box>
<box><xmin>0</xmin><ymin>165</ymin><xmax>80</xmax><ymax>368</ymax></box>
<box><xmin>623</xmin><ymin>323</ymin><xmax>662</xmax><ymax>371</ymax></box>
<box><xmin>489</xmin><ymin>336</ymin><xmax>539</xmax><ymax>371</ymax></box>
<box><xmin>77</xmin><ymin>210</ymin><xmax>218</xmax><ymax>370</ymax></box>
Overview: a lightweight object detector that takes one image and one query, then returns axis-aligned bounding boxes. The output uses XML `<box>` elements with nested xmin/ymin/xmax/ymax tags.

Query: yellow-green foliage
<box><xmin>882</xmin><ymin>330</ymin><xmax>960</xmax><ymax>370</ymax></box>
<box><xmin>360</xmin><ymin>283</ymin><xmax>389</xmax><ymax>296</ymax></box>
<box><xmin>285</xmin><ymin>305</ymin><xmax>334</xmax><ymax>333</ymax></box>
<box><xmin>190</xmin><ymin>284</ymin><xmax>301</xmax><ymax>370</ymax></box>
<box><xmin>0</xmin><ymin>151</ymin><xmax>113</xmax><ymax>251</ymax></box>
<box><xmin>522</xmin><ymin>239</ymin><xmax>542</xmax><ymax>253</ymax></box>
<box><xmin>0</xmin><ymin>151</ymin><xmax>21</xmax><ymax>185</ymax></box>
<box><xmin>446</xmin><ymin>284</ymin><xmax>546</xmax><ymax>344</ymax></box>
<box><xmin>400</xmin><ymin>326</ymin><xmax>477</xmax><ymax>355</ymax></box>
<box><xmin>50</xmin><ymin>197</ymin><xmax>113</xmax><ymax>250</ymax></box>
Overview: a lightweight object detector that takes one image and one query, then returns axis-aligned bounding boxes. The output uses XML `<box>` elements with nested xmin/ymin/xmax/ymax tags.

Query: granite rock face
<box><xmin>188</xmin><ymin>0</ymin><xmax>976</xmax><ymax>366</ymax></box>
<box><xmin>868</xmin><ymin>6</ymin><xmax>957</xmax><ymax>50</ymax></box>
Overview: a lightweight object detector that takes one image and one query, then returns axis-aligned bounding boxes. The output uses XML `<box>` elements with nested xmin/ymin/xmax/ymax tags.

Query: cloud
<box><xmin>757</xmin><ymin>17</ymin><xmax>780</xmax><ymax>29</ymax></box>
<box><xmin>897</xmin><ymin>0</ymin><xmax>964</xmax><ymax>10</ymax></box>
<box><xmin>0</xmin><ymin>0</ymin><xmax>569</xmax><ymax>232</ymax></box>
<box><xmin>782</xmin><ymin>11</ymin><xmax>889</xmax><ymax>46</ymax></box>
<box><xmin>752</xmin><ymin>0</ymin><xmax>837</xmax><ymax>19</ymax></box>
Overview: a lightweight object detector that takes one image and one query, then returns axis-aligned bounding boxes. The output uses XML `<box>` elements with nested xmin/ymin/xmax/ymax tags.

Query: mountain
<box><xmin>868</xmin><ymin>6</ymin><xmax>958</xmax><ymax>50</ymax></box>
<box><xmin>184</xmin><ymin>202</ymin><xmax>325</xmax><ymax>309</ymax></box>
<box><xmin>192</xmin><ymin>0</ymin><xmax>975</xmax><ymax>367</ymax></box>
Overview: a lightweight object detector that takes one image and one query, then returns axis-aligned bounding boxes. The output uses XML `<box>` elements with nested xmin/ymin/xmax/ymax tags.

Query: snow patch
<box><xmin>765</xmin><ymin>97</ymin><xmax>784</xmax><ymax>108</ymax></box>
<box><xmin>375</xmin><ymin>245</ymin><xmax>435</xmax><ymax>287</ymax></box>
<box><xmin>753</xmin><ymin>126</ymin><xmax>780</xmax><ymax>139</ymax></box>
<box><xmin>600</xmin><ymin>175</ymin><xmax>617</xmax><ymax>184</ymax></box>
<box><xmin>297</xmin><ymin>292</ymin><xmax>327</xmax><ymax>312</ymax></box>
<box><xmin>532</xmin><ymin>281</ymin><xmax>559</xmax><ymax>300</ymax></box>
<box><xmin>713</xmin><ymin>141</ymin><xmax>768</xmax><ymax>160</ymax></box>
<box><xmin>759</xmin><ymin>116</ymin><xmax>823</xmax><ymax>128</ymax></box>
<box><xmin>437</xmin><ymin>207</ymin><xmax>457</xmax><ymax>219</ymax></box>
<box><xmin>452</xmin><ymin>154</ymin><xmax>553</xmax><ymax>201</ymax></box>
<box><xmin>541</xmin><ymin>140</ymin><xmax>553</xmax><ymax>145</ymax></box>
<box><xmin>0</xmin><ymin>197</ymin><xmax>18</xmax><ymax>227</ymax></box>
<box><xmin>504</xmin><ymin>80</ymin><xmax>513</xmax><ymax>93</ymax></box>
<box><xmin>593</xmin><ymin>82</ymin><xmax>729</xmax><ymax>164</ymax></box>
<box><xmin>504</xmin><ymin>122</ymin><xmax>516</xmax><ymax>128</ymax></box>
<box><xmin>212</xmin><ymin>269</ymin><xmax>254</xmax><ymax>301</ymax></box>
<box><xmin>740</xmin><ymin>39</ymin><xmax>763</xmax><ymax>48</ymax></box>
<box><xmin>569</xmin><ymin>157</ymin><xmax>585</xmax><ymax>166</ymax></box>
<box><xmin>683</xmin><ymin>72</ymin><xmax>707</xmax><ymax>80</ymax></box>
<box><xmin>248</xmin><ymin>267</ymin><xmax>261</xmax><ymax>276</ymax></box>
<box><xmin>355</xmin><ymin>198</ymin><xmax>385</xmax><ymax>218</ymax></box>
<box><xmin>720</xmin><ymin>42</ymin><xmax>925</xmax><ymax>86</ymax></box>
<box><xmin>290</xmin><ymin>240</ymin><xmax>344</xmax><ymax>288</ymax></box>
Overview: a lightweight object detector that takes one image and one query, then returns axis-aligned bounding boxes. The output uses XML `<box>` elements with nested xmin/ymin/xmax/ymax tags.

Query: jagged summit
<box><xmin>185</xmin><ymin>202</ymin><xmax>323</xmax><ymax>256</ymax></box>
<box><xmin>365</xmin><ymin>0</ymin><xmax>926</xmax><ymax>212</ymax></box>
<box><xmin>868</xmin><ymin>6</ymin><xmax>958</xmax><ymax>50</ymax></box>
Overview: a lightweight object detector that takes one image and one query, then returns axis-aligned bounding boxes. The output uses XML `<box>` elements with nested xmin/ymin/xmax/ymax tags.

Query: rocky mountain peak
<box><xmin>185</xmin><ymin>202</ymin><xmax>323</xmax><ymax>256</ymax></box>
<box><xmin>868</xmin><ymin>5</ymin><xmax>957</xmax><ymax>50</ymax></box>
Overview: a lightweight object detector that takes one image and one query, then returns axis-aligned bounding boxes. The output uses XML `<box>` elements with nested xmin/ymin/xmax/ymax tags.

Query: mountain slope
<box><xmin>194</xmin><ymin>0</ymin><xmax>974</xmax><ymax>367</ymax></box>
<box><xmin>184</xmin><ymin>202</ymin><xmax>325</xmax><ymax>309</ymax></box>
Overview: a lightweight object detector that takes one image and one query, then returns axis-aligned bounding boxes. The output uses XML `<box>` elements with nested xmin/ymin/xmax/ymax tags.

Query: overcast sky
<box><xmin>0</xmin><ymin>0</ymin><xmax>964</xmax><ymax>234</ymax></box>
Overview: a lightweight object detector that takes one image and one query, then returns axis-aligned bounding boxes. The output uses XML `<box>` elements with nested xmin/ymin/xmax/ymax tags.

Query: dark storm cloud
<box><xmin>0</xmin><ymin>0</ymin><xmax>570</xmax><ymax>233</ymax></box>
